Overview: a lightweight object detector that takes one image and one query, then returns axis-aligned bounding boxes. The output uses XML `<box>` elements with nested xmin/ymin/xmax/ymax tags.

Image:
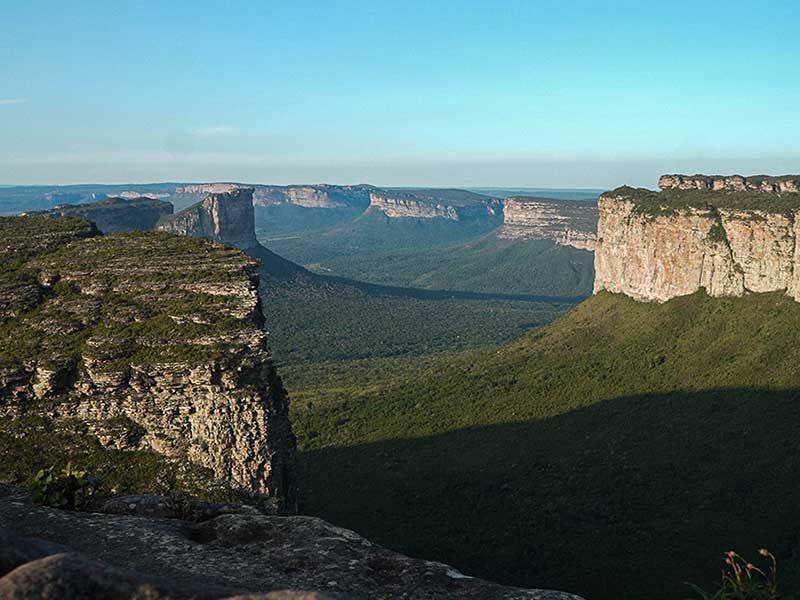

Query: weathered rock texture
<box><xmin>0</xmin><ymin>216</ymin><xmax>296</xmax><ymax>504</ymax></box>
<box><xmin>497</xmin><ymin>197</ymin><xmax>597</xmax><ymax>250</ymax></box>
<box><xmin>659</xmin><ymin>174</ymin><xmax>800</xmax><ymax>193</ymax></box>
<box><xmin>0</xmin><ymin>485</ymin><xmax>584</xmax><ymax>600</ymax></box>
<box><xmin>253</xmin><ymin>185</ymin><xmax>374</xmax><ymax>209</ymax></box>
<box><xmin>157</xmin><ymin>188</ymin><xmax>259</xmax><ymax>250</ymax></box>
<box><xmin>368</xmin><ymin>189</ymin><xmax>501</xmax><ymax>221</ymax></box>
<box><xmin>594</xmin><ymin>179</ymin><xmax>800</xmax><ymax>302</ymax></box>
<box><xmin>29</xmin><ymin>197</ymin><xmax>174</xmax><ymax>233</ymax></box>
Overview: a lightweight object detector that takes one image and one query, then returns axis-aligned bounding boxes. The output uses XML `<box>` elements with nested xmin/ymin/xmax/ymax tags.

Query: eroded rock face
<box><xmin>0</xmin><ymin>485</ymin><xmax>584</xmax><ymax>600</ymax></box>
<box><xmin>0</xmin><ymin>216</ymin><xmax>296</xmax><ymax>505</ymax></box>
<box><xmin>28</xmin><ymin>197</ymin><xmax>174</xmax><ymax>233</ymax></box>
<box><xmin>253</xmin><ymin>185</ymin><xmax>374</xmax><ymax>209</ymax></box>
<box><xmin>368</xmin><ymin>191</ymin><xmax>501</xmax><ymax>221</ymax></box>
<box><xmin>157</xmin><ymin>188</ymin><xmax>258</xmax><ymax>249</ymax></box>
<box><xmin>659</xmin><ymin>174</ymin><xmax>800</xmax><ymax>193</ymax></box>
<box><xmin>497</xmin><ymin>197</ymin><xmax>597</xmax><ymax>250</ymax></box>
<box><xmin>594</xmin><ymin>182</ymin><xmax>800</xmax><ymax>302</ymax></box>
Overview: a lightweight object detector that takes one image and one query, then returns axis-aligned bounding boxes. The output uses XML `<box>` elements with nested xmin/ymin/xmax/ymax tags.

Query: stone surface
<box><xmin>0</xmin><ymin>216</ymin><xmax>296</xmax><ymax>504</ymax></box>
<box><xmin>28</xmin><ymin>197</ymin><xmax>174</xmax><ymax>233</ymax></box>
<box><xmin>157</xmin><ymin>188</ymin><xmax>259</xmax><ymax>249</ymax></box>
<box><xmin>368</xmin><ymin>190</ymin><xmax>501</xmax><ymax>221</ymax></box>
<box><xmin>497</xmin><ymin>197</ymin><xmax>597</xmax><ymax>250</ymax></box>
<box><xmin>659</xmin><ymin>173</ymin><xmax>800</xmax><ymax>193</ymax></box>
<box><xmin>593</xmin><ymin>182</ymin><xmax>800</xmax><ymax>302</ymax></box>
<box><xmin>253</xmin><ymin>185</ymin><xmax>374</xmax><ymax>209</ymax></box>
<box><xmin>0</xmin><ymin>485</ymin><xmax>584</xmax><ymax>600</ymax></box>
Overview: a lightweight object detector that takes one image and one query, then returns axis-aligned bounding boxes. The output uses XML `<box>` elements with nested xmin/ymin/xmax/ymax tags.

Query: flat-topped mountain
<box><xmin>594</xmin><ymin>177</ymin><xmax>800</xmax><ymax>302</ymax></box>
<box><xmin>368</xmin><ymin>189</ymin><xmax>501</xmax><ymax>220</ymax></box>
<box><xmin>0</xmin><ymin>215</ymin><xmax>295</xmax><ymax>505</ymax></box>
<box><xmin>254</xmin><ymin>184</ymin><xmax>375</xmax><ymax>209</ymax></box>
<box><xmin>497</xmin><ymin>196</ymin><xmax>597</xmax><ymax>250</ymax></box>
<box><xmin>25</xmin><ymin>197</ymin><xmax>173</xmax><ymax>233</ymax></box>
<box><xmin>157</xmin><ymin>187</ymin><xmax>258</xmax><ymax>250</ymax></box>
<box><xmin>659</xmin><ymin>173</ymin><xmax>800</xmax><ymax>193</ymax></box>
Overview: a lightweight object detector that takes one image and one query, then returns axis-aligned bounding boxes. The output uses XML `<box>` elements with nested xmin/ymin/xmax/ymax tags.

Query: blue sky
<box><xmin>2</xmin><ymin>0</ymin><xmax>799</xmax><ymax>187</ymax></box>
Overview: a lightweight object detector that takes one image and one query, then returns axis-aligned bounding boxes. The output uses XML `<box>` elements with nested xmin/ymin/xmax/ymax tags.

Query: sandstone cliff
<box><xmin>368</xmin><ymin>189</ymin><xmax>501</xmax><ymax>221</ymax></box>
<box><xmin>29</xmin><ymin>197</ymin><xmax>174</xmax><ymax>234</ymax></box>
<box><xmin>0</xmin><ymin>484</ymin><xmax>584</xmax><ymax>600</ymax></box>
<box><xmin>497</xmin><ymin>197</ymin><xmax>597</xmax><ymax>250</ymax></box>
<box><xmin>594</xmin><ymin>179</ymin><xmax>800</xmax><ymax>302</ymax></box>
<box><xmin>157</xmin><ymin>188</ymin><xmax>259</xmax><ymax>250</ymax></box>
<box><xmin>659</xmin><ymin>173</ymin><xmax>800</xmax><ymax>193</ymax></box>
<box><xmin>0</xmin><ymin>216</ymin><xmax>295</xmax><ymax>505</ymax></box>
<box><xmin>253</xmin><ymin>184</ymin><xmax>374</xmax><ymax>209</ymax></box>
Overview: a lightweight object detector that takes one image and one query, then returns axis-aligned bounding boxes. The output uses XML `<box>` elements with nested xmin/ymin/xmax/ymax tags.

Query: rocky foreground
<box><xmin>0</xmin><ymin>485</ymin><xmax>583</xmax><ymax>600</ymax></box>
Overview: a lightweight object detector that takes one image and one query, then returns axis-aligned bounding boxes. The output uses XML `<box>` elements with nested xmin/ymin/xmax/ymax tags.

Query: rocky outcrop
<box><xmin>253</xmin><ymin>185</ymin><xmax>374</xmax><ymax>209</ymax></box>
<box><xmin>28</xmin><ymin>197</ymin><xmax>174</xmax><ymax>233</ymax></box>
<box><xmin>0</xmin><ymin>216</ymin><xmax>295</xmax><ymax>505</ymax></box>
<box><xmin>368</xmin><ymin>190</ymin><xmax>501</xmax><ymax>221</ymax></box>
<box><xmin>175</xmin><ymin>183</ymin><xmax>242</xmax><ymax>195</ymax></box>
<box><xmin>0</xmin><ymin>484</ymin><xmax>584</xmax><ymax>600</ymax></box>
<box><xmin>497</xmin><ymin>197</ymin><xmax>597</xmax><ymax>250</ymax></box>
<box><xmin>593</xmin><ymin>180</ymin><xmax>800</xmax><ymax>302</ymax></box>
<box><xmin>157</xmin><ymin>188</ymin><xmax>259</xmax><ymax>250</ymax></box>
<box><xmin>659</xmin><ymin>174</ymin><xmax>800</xmax><ymax>193</ymax></box>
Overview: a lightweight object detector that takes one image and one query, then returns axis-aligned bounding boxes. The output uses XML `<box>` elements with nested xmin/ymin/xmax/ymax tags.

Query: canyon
<box><xmin>497</xmin><ymin>197</ymin><xmax>597</xmax><ymax>250</ymax></box>
<box><xmin>594</xmin><ymin>176</ymin><xmax>800</xmax><ymax>302</ymax></box>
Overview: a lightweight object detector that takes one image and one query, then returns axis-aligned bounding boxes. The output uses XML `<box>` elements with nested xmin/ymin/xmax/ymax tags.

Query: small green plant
<box><xmin>688</xmin><ymin>549</ymin><xmax>798</xmax><ymax>600</ymax></box>
<box><xmin>29</xmin><ymin>462</ymin><xmax>102</xmax><ymax>510</ymax></box>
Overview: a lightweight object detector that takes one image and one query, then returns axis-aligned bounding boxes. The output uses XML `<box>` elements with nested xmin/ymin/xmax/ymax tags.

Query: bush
<box><xmin>688</xmin><ymin>549</ymin><xmax>798</xmax><ymax>600</ymax></box>
<box><xmin>29</xmin><ymin>462</ymin><xmax>102</xmax><ymax>510</ymax></box>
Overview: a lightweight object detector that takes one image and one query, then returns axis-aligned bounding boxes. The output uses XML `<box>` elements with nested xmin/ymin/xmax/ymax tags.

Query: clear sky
<box><xmin>2</xmin><ymin>0</ymin><xmax>799</xmax><ymax>187</ymax></box>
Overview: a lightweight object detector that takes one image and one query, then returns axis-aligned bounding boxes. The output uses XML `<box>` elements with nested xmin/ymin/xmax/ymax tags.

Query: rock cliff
<box><xmin>594</xmin><ymin>178</ymin><xmax>800</xmax><ymax>302</ymax></box>
<box><xmin>253</xmin><ymin>184</ymin><xmax>374</xmax><ymax>209</ymax></box>
<box><xmin>0</xmin><ymin>215</ymin><xmax>295</xmax><ymax>505</ymax></box>
<box><xmin>28</xmin><ymin>197</ymin><xmax>174</xmax><ymax>233</ymax></box>
<box><xmin>497</xmin><ymin>197</ymin><xmax>597</xmax><ymax>250</ymax></box>
<box><xmin>368</xmin><ymin>190</ymin><xmax>501</xmax><ymax>221</ymax></box>
<box><xmin>0</xmin><ymin>484</ymin><xmax>584</xmax><ymax>600</ymax></box>
<box><xmin>157</xmin><ymin>188</ymin><xmax>259</xmax><ymax>250</ymax></box>
<box><xmin>659</xmin><ymin>173</ymin><xmax>800</xmax><ymax>193</ymax></box>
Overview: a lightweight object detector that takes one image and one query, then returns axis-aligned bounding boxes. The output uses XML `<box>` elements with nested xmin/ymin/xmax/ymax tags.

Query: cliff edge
<box><xmin>497</xmin><ymin>197</ymin><xmax>597</xmax><ymax>250</ymax></box>
<box><xmin>0</xmin><ymin>215</ymin><xmax>295</xmax><ymax>506</ymax></box>
<box><xmin>157</xmin><ymin>188</ymin><xmax>259</xmax><ymax>249</ymax></box>
<box><xmin>594</xmin><ymin>176</ymin><xmax>800</xmax><ymax>302</ymax></box>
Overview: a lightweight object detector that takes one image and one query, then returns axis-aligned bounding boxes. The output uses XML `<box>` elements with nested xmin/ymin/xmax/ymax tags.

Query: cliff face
<box><xmin>0</xmin><ymin>216</ymin><xmax>296</xmax><ymax>505</ymax></box>
<box><xmin>253</xmin><ymin>184</ymin><xmax>373</xmax><ymax>209</ymax></box>
<box><xmin>157</xmin><ymin>188</ymin><xmax>258</xmax><ymax>250</ymax></box>
<box><xmin>30</xmin><ymin>197</ymin><xmax>174</xmax><ymax>234</ymax></box>
<box><xmin>497</xmin><ymin>197</ymin><xmax>598</xmax><ymax>250</ymax></box>
<box><xmin>594</xmin><ymin>180</ymin><xmax>800</xmax><ymax>302</ymax></box>
<box><xmin>368</xmin><ymin>190</ymin><xmax>501</xmax><ymax>221</ymax></box>
<box><xmin>659</xmin><ymin>173</ymin><xmax>800</xmax><ymax>193</ymax></box>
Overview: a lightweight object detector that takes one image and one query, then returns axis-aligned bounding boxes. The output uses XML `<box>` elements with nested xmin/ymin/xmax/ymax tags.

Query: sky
<box><xmin>2</xmin><ymin>0</ymin><xmax>799</xmax><ymax>188</ymax></box>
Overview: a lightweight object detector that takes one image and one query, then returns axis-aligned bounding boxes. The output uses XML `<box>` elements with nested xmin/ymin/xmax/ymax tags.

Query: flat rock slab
<box><xmin>0</xmin><ymin>485</ymin><xmax>584</xmax><ymax>600</ymax></box>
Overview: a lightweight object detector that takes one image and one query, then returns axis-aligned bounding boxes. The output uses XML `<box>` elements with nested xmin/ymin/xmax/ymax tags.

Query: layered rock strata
<box><xmin>497</xmin><ymin>197</ymin><xmax>598</xmax><ymax>250</ymax></box>
<box><xmin>0</xmin><ymin>485</ymin><xmax>584</xmax><ymax>600</ymax></box>
<box><xmin>253</xmin><ymin>184</ymin><xmax>374</xmax><ymax>209</ymax></box>
<box><xmin>28</xmin><ymin>197</ymin><xmax>174</xmax><ymax>233</ymax></box>
<box><xmin>0</xmin><ymin>216</ymin><xmax>295</xmax><ymax>504</ymax></box>
<box><xmin>659</xmin><ymin>174</ymin><xmax>800</xmax><ymax>193</ymax></box>
<box><xmin>157</xmin><ymin>188</ymin><xmax>259</xmax><ymax>250</ymax></box>
<box><xmin>368</xmin><ymin>190</ymin><xmax>501</xmax><ymax>221</ymax></box>
<box><xmin>594</xmin><ymin>180</ymin><xmax>800</xmax><ymax>302</ymax></box>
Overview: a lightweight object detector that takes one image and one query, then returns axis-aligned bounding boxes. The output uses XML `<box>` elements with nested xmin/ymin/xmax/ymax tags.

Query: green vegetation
<box><xmin>615</xmin><ymin>186</ymin><xmax>800</xmax><ymax>217</ymax></box>
<box><xmin>29</xmin><ymin>462</ymin><xmax>102</xmax><ymax>510</ymax></box>
<box><xmin>289</xmin><ymin>291</ymin><xmax>800</xmax><ymax>600</ymax></box>
<box><xmin>689</xmin><ymin>549</ymin><xmax>798</xmax><ymax>600</ymax></box>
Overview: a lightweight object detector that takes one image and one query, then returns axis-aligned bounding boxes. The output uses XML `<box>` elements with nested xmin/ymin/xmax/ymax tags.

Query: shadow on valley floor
<box><xmin>297</xmin><ymin>387</ymin><xmax>800</xmax><ymax>600</ymax></box>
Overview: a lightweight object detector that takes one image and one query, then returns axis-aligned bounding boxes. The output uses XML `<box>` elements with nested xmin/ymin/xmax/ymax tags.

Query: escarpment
<box><xmin>28</xmin><ymin>197</ymin><xmax>174</xmax><ymax>233</ymax></box>
<box><xmin>659</xmin><ymin>173</ymin><xmax>800</xmax><ymax>193</ymax></box>
<box><xmin>0</xmin><ymin>216</ymin><xmax>296</xmax><ymax>506</ymax></box>
<box><xmin>594</xmin><ymin>177</ymin><xmax>800</xmax><ymax>302</ymax></box>
<box><xmin>368</xmin><ymin>189</ymin><xmax>501</xmax><ymax>221</ymax></box>
<box><xmin>497</xmin><ymin>197</ymin><xmax>598</xmax><ymax>250</ymax></box>
<box><xmin>253</xmin><ymin>184</ymin><xmax>374</xmax><ymax>209</ymax></box>
<box><xmin>157</xmin><ymin>187</ymin><xmax>259</xmax><ymax>250</ymax></box>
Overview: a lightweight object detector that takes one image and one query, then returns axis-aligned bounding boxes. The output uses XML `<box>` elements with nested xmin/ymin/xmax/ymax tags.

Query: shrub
<box><xmin>29</xmin><ymin>462</ymin><xmax>102</xmax><ymax>510</ymax></box>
